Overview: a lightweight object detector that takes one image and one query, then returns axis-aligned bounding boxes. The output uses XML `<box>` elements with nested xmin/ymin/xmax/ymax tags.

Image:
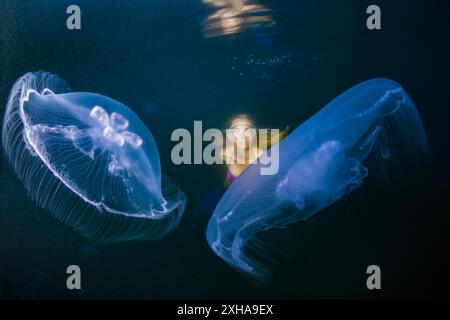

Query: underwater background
<box><xmin>0</xmin><ymin>0</ymin><xmax>449</xmax><ymax>299</ymax></box>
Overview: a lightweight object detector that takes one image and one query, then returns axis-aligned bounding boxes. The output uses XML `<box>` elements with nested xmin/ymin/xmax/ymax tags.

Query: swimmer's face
<box><xmin>229</xmin><ymin>115</ymin><xmax>257</xmax><ymax>149</ymax></box>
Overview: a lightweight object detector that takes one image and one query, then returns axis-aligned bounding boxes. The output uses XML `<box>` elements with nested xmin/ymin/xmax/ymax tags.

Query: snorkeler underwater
<box><xmin>1</xmin><ymin>0</ymin><xmax>450</xmax><ymax>303</ymax></box>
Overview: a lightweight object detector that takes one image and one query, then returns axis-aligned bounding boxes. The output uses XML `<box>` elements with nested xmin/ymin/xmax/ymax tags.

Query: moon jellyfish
<box><xmin>206</xmin><ymin>79</ymin><xmax>428</xmax><ymax>280</ymax></box>
<box><xmin>2</xmin><ymin>72</ymin><xmax>186</xmax><ymax>243</ymax></box>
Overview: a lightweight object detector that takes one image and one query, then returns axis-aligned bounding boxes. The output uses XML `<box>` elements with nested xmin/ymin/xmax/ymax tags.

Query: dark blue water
<box><xmin>0</xmin><ymin>0</ymin><xmax>449</xmax><ymax>299</ymax></box>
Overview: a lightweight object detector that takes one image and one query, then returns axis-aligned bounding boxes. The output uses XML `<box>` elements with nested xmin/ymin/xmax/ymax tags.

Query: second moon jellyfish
<box><xmin>206</xmin><ymin>79</ymin><xmax>428</xmax><ymax>280</ymax></box>
<box><xmin>2</xmin><ymin>72</ymin><xmax>186</xmax><ymax>243</ymax></box>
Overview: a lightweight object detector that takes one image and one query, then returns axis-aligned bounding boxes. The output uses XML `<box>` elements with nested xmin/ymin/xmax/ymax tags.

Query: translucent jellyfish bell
<box><xmin>2</xmin><ymin>72</ymin><xmax>186</xmax><ymax>243</ymax></box>
<box><xmin>206</xmin><ymin>79</ymin><xmax>429</xmax><ymax>280</ymax></box>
